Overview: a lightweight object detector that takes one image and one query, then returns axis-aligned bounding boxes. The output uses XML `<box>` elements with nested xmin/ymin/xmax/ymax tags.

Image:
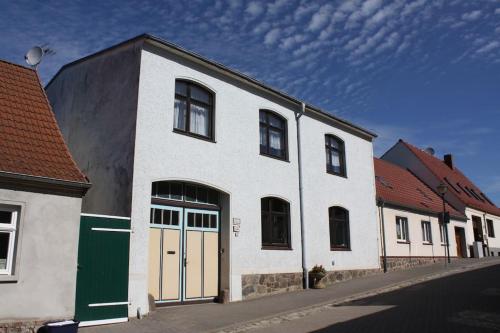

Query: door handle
<box><xmin>167</xmin><ymin>251</ymin><xmax>176</xmax><ymax>255</ymax></box>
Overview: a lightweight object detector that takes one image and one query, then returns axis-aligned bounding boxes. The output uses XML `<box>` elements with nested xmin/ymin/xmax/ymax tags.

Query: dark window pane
<box><xmin>208</xmin><ymin>189</ymin><xmax>219</xmax><ymax>205</ymax></box>
<box><xmin>261</xmin><ymin>213</ymin><xmax>271</xmax><ymax>244</ymax></box>
<box><xmin>210</xmin><ymin>215</ymin><xmax>217</xmax><ymax>228</ymax></box>
<box><xmin>203</xmin><ymin>214</ymin><xmax>210</xmax><ymax>228</ymax></box>
<box><xmin>188</xmin><ymin>213</ymin><xmax>195</xmax><ymax>227</ymax></box>
<box><xmin>269</xmin><ymin>128</ymin><xmax>283</xmax><ymax>156</ymax></box>
<box><xmin>272</xmin><ymin>215</ymin><xmax>287</xmax><ymax>244</ymax></box>
<box><xmin>151</xmin><ymin>183</ymin><xmax>157</xmax><ymax>196</ymax></box>
<box><xmin>186</xmin><ymin>185</ymin><xmax>196</xmax><ymax>202</ymax></box>
<box><xmin>175</xmin><ymin>81</ymin><xmax>188</xmax><ymax>96</ymax></box>
<box><xmin>0</xmin><ymin>211</ymin><xmax>12</xmax><ymax>224</ymax></box>
<box><xmin>261</xmin><ymin>198</ymin><xmax>270</xmax><ymax>211</ymax></box>
<box><xmin>154</xmin><ymin>209</ymin><xmax>162</xmax><ymax>224</ymax></box>
<box><xmin>197</xmin><ymin>187</ymin><xmax>208</xmax><ymax>203</ymax></box>
<box><xmin>171</xmin><ymin>211</ymin><xmax>179</xmax><ymax>226</ymax></box>
<box><xmin>163</xmin><ymin>210</ymin><xmax>171</xmax><ymax>225</ymax></box>
<box><xmin>269</xmin><ymin>114</ymin><xmax>284</xmax><ymax>129</ymax></box>
<box><xmin>330</xmin><ymin>207</ymin><xmax>349</xmax><ymax>248</ymax></box>
<box><xmin>259</xmin><ymin>126</ymin><xmax>267</xmax><ymax>148</ymax></box>
<box><xmin>190</xmin><ymin>85</ymin><xmax>211</xmax><ymax>104</ymax></box>
<box><xmin>150</xmin><ymin>208</ymin><xmax>154</xmax><ymax>224</ymax></box>
<box><xmin>170</xmin><ymin>183</ymin><xmax>183</xmax><ymax>200</ymax></box>
<box><xmin>259</xmin><ymin>110</ymin><xmax>266</xmax><ymax>123</ymax></box>
<box><xmin>261</xmin><ymin>198</ymin><xmax>289</xmax><ymax>247</ymax></box>
<box><xmin>156</xmin><ymin>182</ymin><xmax>170</xmax><ymax>198</ymax></box>
<box><xmin>195</xmin><ymin>214</ymin><xmax>202</xmax><ymax>228</ymax></box>
<box><xmin>0</xmin><ymin>232</ymin><xmax>10</xmax><ymax>270</ymax></box>
<box><xmin>271</xmin><ymin>199</ymin><xmax>286</xmax><ymax>213</ymax></box>
<box><xmin>174</xmin><ymin>98</ymin><xmax>187</xmax><ymax>131</ymax></box>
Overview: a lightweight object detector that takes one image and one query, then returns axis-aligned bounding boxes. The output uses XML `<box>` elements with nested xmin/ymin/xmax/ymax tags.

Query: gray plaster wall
<box><xmin>0</xmin><ymin>189</ymin><xmax>82</xmax><ymax>321</ymax></box>
<box><xmin>46</xmin><ymin>41</ymin><xmax>142</xmax><ymax>217</ymax></box>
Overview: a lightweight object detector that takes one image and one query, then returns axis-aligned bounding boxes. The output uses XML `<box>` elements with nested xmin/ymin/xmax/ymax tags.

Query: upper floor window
<box><xmin>487</xmin><ymin>219</ymin><xmax>495</xmax><ymax>238</ymax></box>
<box><xmin>261</xmin><ymin>197</ymin><xmax>290</xmax><ymax>249</ymax></box>
<box><xmin>325</xmin><ymin>135</ymin><xmax>346</xmax><ymax>177</ymax></box>
<box><xmin>0</xmin><ymin>207</ymin><xmax>19</xmax><ymax>275</ymax></box>
<box><xmin>329</xmin><ymin>206</ymin><xmax>350</xmax><ymax>250</ymax></box>
<box><xmin>259</xmin><ymin>110</ymin><xmax>288</xmax><ymax>160</ymax></box>
<box><xmin>396</xmin><ymin>216</ymin><xmax>409</xmax><ymax>242</ymax></box>
<box><xmin>421</xmin><ymin>221</ymin><xmax>432</xmax><ymax>243</ymax></box>
<box><xmin>174</xmin><ymin>80</ymin><xmax>214</xmax><ymax>140</ymax></box>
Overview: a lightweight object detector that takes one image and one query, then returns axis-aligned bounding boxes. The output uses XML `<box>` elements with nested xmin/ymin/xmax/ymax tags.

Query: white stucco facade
<box><xmin>377</xmin><ymin>206</ymin><xmax>468</xmax><ymax>258</ymax></box>
<box><xmin>465</xmin><ymin>207</ymin><xmax>500</xmax><ymax>256</ymax></box>
<box><xmin>0</xmin><ymin>189</ymin><xmax>82</xmax><ymax>321</ymax></box>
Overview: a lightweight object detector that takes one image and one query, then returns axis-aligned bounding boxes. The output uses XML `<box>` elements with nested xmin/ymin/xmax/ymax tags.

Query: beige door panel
<box><xmin>203</xmin><ymin>232</ymin><xmax>219</xmax><ymax>297</ymax></box>
<box><xmin>185</xmin><ymin>230</ymin><xmax>202</xmax><ymax>298</ymax></box>
<box><xmin>148</xmin><ymin>228</ymin><xmax>161</xmax><ymax>300</ymax></box>
<box><xmin>162</xmin><ymin>229</ymin><xmax>181</xmax><ymax>300</ymax></box>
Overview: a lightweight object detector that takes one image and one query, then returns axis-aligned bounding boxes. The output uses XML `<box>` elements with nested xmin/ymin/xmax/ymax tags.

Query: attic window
<box><xmin>376</xmin><ymin>176</ymin><xmax>393</xmax><ymax>189</ymax></box>
<box><xmin>466</xmin><ymin>187</ymin><xmax>484</xmax><ymax>202</ymax></box>
<box><xmin>456</xmin><ymin>183</ymin><xmax>471</xmax><ymax>197</ymax></box>
<box><xmin>444</xmin><ymin>177</ymin><xmax>460</xmax><ymax>193</ymax></box>
<box><xmin>416</xmin><ymin>188</ymin><xmax>433</xmax><ymax>201</ymax></box>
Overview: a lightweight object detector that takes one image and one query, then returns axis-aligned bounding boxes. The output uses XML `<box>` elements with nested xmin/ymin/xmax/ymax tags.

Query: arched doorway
<box><xmin>148</xmin><ymin>181</ymin><xmax>224</xmax><ymax>305</ymax></box>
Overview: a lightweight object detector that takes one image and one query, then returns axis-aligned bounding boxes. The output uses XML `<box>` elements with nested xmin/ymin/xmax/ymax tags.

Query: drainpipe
<box><xmin>296</xmin><ymin>102</ymin><xmax>308</xmax><ymax>289</ymax></box>
<box><xmin>483</xmin><ymin>213</ymin><xmax>490</xmax><ymax>257</ymax></box>
<box><xmin>378</xmin><ymin>198</ymin><xmax>388</xmax><ymax>273</ymax></box>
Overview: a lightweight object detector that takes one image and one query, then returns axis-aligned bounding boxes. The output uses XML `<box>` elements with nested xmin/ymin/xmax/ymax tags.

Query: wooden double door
<box><xmin>148</xmin><ymin>205</ymin><xmax>219</xmax><ymax>304</ymax></box>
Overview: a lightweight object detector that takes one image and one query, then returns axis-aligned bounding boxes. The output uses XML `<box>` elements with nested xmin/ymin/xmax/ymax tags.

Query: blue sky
<box><xmin>1</xmin><ymin>0</ymin><xmax>499</xmax><ymax>204</ymax></box>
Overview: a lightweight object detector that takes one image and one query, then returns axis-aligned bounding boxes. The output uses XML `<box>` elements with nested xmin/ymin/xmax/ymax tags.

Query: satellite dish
<box><xmin>424</xmin><ymin>147</ymin><xmax>435</xmax><ymax>156</ymax></box>
<box><xmin>25</xmin><ymin>46</ymin><xmax>44</xmax><ymax>67</ymax></box>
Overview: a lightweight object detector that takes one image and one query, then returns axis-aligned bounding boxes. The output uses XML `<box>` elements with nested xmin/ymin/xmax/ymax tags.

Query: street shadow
<box><xmin>311</xmin><ymin>265</ymin><xmax>500</xmax><ymax>333</ymax></box>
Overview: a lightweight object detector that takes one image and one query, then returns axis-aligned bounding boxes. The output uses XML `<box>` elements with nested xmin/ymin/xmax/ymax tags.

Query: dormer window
<box><xmin>174</xmin><ymin>80</ymin><xmax>214</xmax><ymax>140</ymax></box>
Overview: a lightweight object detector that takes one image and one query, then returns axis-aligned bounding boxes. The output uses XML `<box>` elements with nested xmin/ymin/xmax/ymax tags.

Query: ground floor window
<box><xmin>0</xmin><ymin>207</ymin><xmax>18</xmax><ymax>275</ymax></box>
<box><xmin>261</xmin><ymin>197</ymin><xmax>291</xmax><ymax>249</ymax></box>
<box><xmin>329</xmin><ymin>206</ymin><xmax>350</xmax><ymax>250</ymax></box>
<box><xmin>421</xmin><ymin>221</ymin><xmax>432</xmax><ymax>243</ymax></box>
<box><xmin>396</xmin><ymin>216</ymin><xmax>409</xmax><ymax>242</ymax></box>
<box><xmin>439</xmin><ymin>223</ymin><xmax>447</xmax><ymax>244</ymax></box>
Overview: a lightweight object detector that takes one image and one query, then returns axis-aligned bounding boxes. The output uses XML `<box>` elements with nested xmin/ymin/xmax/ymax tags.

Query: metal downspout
<box><xmin>296</xmin><ymin>102</ymin><xmax>308</xmax><ymax>289</ymax></box>
<box><xmin>378</xmin><ymin>199</ymin><xmax>388</xmax><ymax>273</ymax></box>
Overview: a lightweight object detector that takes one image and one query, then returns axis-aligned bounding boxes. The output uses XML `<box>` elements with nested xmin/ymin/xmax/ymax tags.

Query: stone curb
<box><xmin>212</xmin><ymin>260</ymin><xmax>499</xmax><ymax>333</ymax></box>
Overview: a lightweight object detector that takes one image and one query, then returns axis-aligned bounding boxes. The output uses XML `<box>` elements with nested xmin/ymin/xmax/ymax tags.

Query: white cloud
<box><xmin>462</xmin><ymin>10</ymin><xmax>482</xmax><ymax>21</ymax></box>
<box><xmin>361</xmin><ymin>0</ymin><xmax>383</xmax><ymax>16</ymax></box>
<box><xmin>307</xmin><ymin>4</ymin><xmax>334</xmax><ymax>31</ymax></box>
<box><xmin>245</xmin><ymin>2</ymin><xmax>263</xmax><ymax>17</ymax></box>
<box><xmin>375</xmin><ymin>32</ymin><xmax>400</xmax><ymax>54</ymax></box>
<box><xmin>496</xmin><ymin>8</ymin><xmax>500</xmax><ymax>15</ymax></box>
<box><xmin>476</xmin><ymin>41</ymin><xmax>500</xmax><ymax>54</ymax></box>
<box><xmin>401</xmin><ymin>0</ymin><xmax>427</xmax><ymax>18</ymax></box>
<box><xmin>293</xmin><ymin>3</ymin><xmax>319</xmax><ymax>21</ymax></box>
<box><xmin>264</xmin><ymin>28</ymin><xmax>281</xmax><ymax>45</ymax></box>
<box><xmin>267</xmin><ymin>0</ymin><xmax>288</xmax><ymax>15</ymax></box>
<box><xmin>252</xmin><ymin>21</ymin><xmax>270</xmax><ymax>34</ymax></box>
<box><xmin>280</xmin><ymin>34</ymin><xmax>306</xmax><ymax>49</ymax></box>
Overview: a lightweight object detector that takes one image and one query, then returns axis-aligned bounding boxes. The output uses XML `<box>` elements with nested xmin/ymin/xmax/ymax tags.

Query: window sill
<box><xmin>0</xmin><ymin>275</ymin><xmax>18</xmax><ymax>283</ymax></box>
<box><xmin>397</xmin><ymin>241</ymin><xmax>410</xmax><ymax>244</ymax></box>
<box><xmin>173</xmin><ymin>129</ymin><xmax>216</xmax><ymax>143</ymax></box>
<box><xmin>326</xmin><ymin>170</ymin><xmax>347</xmax><ymax>178</ymax></box>
<box><xmin>330</xmin><ymin>247</ymin><xmax>351</xmax><ymax>251</ymax></box>
<box><xmin>262</xmin><ymin>245</ymin><xmax>293</xmax><ymax>251</ymax></box>
<box><xmin>422</xmin><ymin>242</ymin><xmax>433</xmax><ymax>245</ymax></box>
<box><xmin>259</xmin><ymin>152</ymin><xmax>290</xmax><ymax>163</ymax></box>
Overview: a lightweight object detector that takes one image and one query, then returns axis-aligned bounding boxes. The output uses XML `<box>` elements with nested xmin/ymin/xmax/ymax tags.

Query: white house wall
<box><xmin>377</xmin><ymin>206</ymin><xmax>465</xmax><ymax>258</ymax></box>
<box><xmin>129</xmin><ymin>45</ymin><xmax>379</xmax><ymax>315</ymax></box>
<box><xmin>0</xmin><ymin>189</ymin><xmax>82</xmax><ymax>321</ymax></box>
<box><xmin>300</xmin><ymin>115</ymin><xmax>380</xmax><ymax>270</ymax></box>
<box><xmin>466</xmin><ymin>207</ymin><xmax>500</xmax><ymax>255</ymax></box>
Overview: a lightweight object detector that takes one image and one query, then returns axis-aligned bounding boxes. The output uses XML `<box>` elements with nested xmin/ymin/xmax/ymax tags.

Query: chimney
<box><xmin>444</xmin><ymin>154</ymin><xmax>453</xmax><ymax>169</ymax></box>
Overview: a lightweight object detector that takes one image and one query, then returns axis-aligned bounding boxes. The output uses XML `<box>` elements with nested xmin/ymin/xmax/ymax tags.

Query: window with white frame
<box><xmin>396</xmin><ymin>216</ymin><xmax>409</xmax><ymax>242</ymax></box>
<box><xmin>0</xmin><ymin>207</ymin><xmax>18</xmax><ymax>275</ymax></box>
<box><xmin>421</xmin><ymin>221</ymin><xmax>432</xmax><ymax>243</ymax></box>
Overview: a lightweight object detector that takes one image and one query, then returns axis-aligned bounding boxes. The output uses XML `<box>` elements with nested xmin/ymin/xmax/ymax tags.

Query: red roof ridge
<box><xmin>0</xmin><ymin>59</ymin><xmax>35</xmax><ymax>73</ymax></box>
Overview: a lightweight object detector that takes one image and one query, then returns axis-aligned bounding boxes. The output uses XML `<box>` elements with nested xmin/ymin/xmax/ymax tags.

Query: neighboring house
<box><xmin>382</xmin><ymin>140</ymin><xmax>500</xmax><ymax>258</ymax></box>
<box><xmin>0</xmin><ymin>61</ymin><xmax>90</xmax><ymax>328</ymax></box>
<box><xmin>374</xmin><ymin>158</ymin><xmax>468</xmax><ymax>271</ymax></box>
<box><xmin>45</xmin><ymin>34</ymin><xmax>380</xmax><ymax>324</ymax></box>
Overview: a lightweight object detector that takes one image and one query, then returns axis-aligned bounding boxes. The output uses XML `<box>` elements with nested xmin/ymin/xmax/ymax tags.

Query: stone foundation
<box><xmin>382</xmin><ymin>256</ymin><xmax>452</xmax><ymax>271</ymax></box>
<box><xmin>322</xmin><ymin>268</ymin><xmax>381</xmax><ymax>287</ymax></box>
<box><xmin>242</xmin><ymin>268</ymin><xmax>381</xmax><ymax>299</ymax></box>
<box><xmin>241</xmin><ymin>272</ymin><xmax>303</xmax><ymax>299</ymax></box>
<box><xmin>0</xmin><ymin>320</ymin><xmax>45</xmax><ymax>333</ymax></box>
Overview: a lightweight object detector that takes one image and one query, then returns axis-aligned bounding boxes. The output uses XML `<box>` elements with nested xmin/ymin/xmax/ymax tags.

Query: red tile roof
<box><xmin>400</xmin><ymin>140</ymin><xmax>500</xmax><ymax>217</ymax></box>
<box><xmin>0</xmin><ymin>60</ymin><xmax>87</xmax><ymax>183</ymax></box>
<box><xmin>374</xmin><ymin>158</ymin><xmax>466</xmax><ymax>219</ymax></box>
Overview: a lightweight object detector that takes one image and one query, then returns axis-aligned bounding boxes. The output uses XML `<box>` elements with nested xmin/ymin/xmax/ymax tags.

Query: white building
<box><xmin>374</xmin><ymin>158</ymin><xmax>468</xmax><ymax>271</ymax></box>
<box><xmin>0</xmin><ymin>60</ymin><xmax>89</xmax><ymax>330</ymax></box>
<box><xmin>46</xmin><ymin>34</ymin><xmax>380</xmax><ymax>324</ymax></box>
<box><xmin>382</xmin><ymin>140</ymin><xmax>500</xmax><ymax>259</ymax></box>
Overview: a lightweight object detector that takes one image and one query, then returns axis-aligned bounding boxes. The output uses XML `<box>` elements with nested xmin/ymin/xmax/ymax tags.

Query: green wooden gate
<box><xmin>75</xmin><ymin>214</ymin><xmax>131</xmax><ymax>325</ymax></box>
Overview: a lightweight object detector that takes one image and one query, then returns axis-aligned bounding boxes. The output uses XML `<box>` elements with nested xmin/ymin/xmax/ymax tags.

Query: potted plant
<box><xmin>309</xmin><ymin>265</ymin><xmax>327</xmax><ymax>289</ymax></box>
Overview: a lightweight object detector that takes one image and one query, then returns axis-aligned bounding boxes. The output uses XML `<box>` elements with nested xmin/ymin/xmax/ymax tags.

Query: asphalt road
<box><xmin>252</xmin><ymin>264</ymin><xmax>500</xmax><ymax>333</ymax></box>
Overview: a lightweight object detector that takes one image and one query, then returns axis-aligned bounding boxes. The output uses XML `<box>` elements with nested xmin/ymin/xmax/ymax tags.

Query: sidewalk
<box><xmin>81</xmin><ymin>258</ymin><xmax>500</xmax><ymax>333</ymax></box>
